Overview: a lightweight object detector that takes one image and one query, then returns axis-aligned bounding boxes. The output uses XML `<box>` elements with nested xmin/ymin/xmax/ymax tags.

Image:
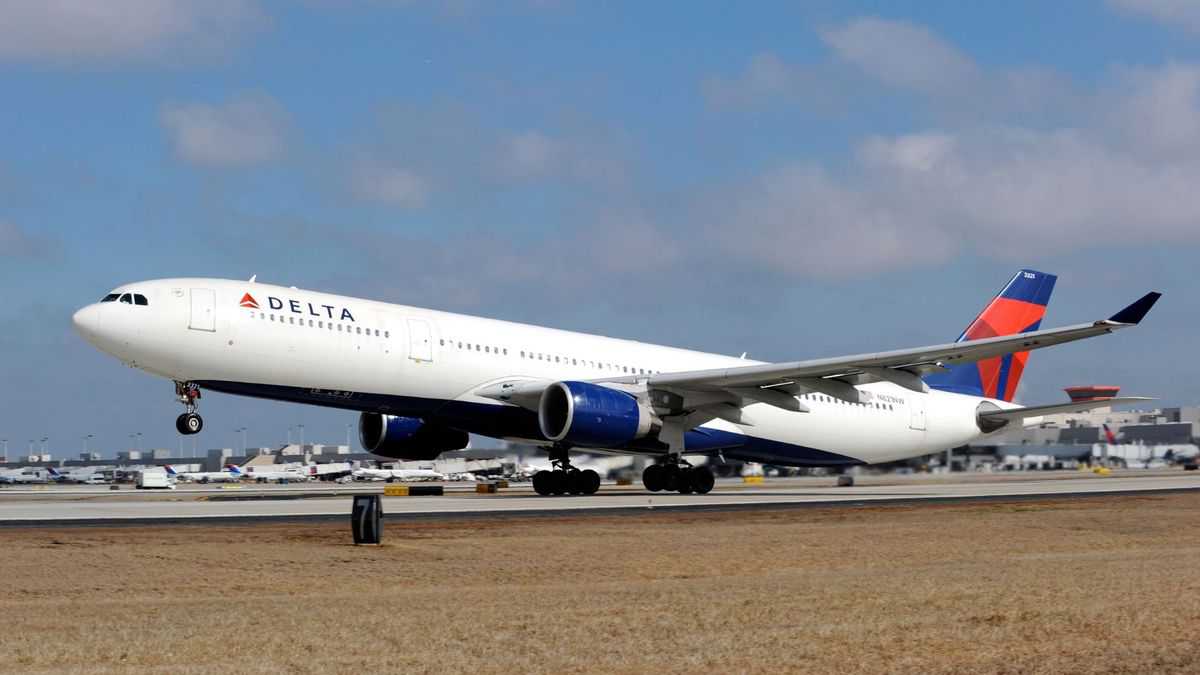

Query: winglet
<box><xmin>1108</xmin><ymin>292</ymin><xmax>1162</xmax><ymax>325</ymax></box>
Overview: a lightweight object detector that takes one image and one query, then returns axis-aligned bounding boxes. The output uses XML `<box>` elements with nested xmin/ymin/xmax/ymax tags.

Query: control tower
<box><xmin>1065</xmin><ymin>385</ymin><xmax>1121</xmax><ymax>413</ymax></box>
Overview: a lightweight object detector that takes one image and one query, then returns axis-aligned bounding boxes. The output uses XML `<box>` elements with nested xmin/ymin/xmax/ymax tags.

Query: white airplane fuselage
<box><xmin>73</xmin><ymin>278</ymin><xmax>1012</xmax><ymax>467</ymax></box>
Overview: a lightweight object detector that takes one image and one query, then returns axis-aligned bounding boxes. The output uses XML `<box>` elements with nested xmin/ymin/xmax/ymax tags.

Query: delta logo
<box><xmin>239</xmin><ymin>291</ymin><xmax>356</xmax><ymax>322</ymax></box>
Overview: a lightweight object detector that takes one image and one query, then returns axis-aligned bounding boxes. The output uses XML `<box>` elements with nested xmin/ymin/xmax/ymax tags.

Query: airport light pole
<box><xmin>2</xmin><ymin>438</ymin><xmax>7</xmax><ymax>463</ymax></box>
<box><xmin>40</xmin><ymin>437</ymin><xmax>48</xmax><ymax>454</ymax></box>
<box><xmin>346</xmin><ymin>423</ymin><xmax>353</xmax><ymax>449</ymax></box>
<box><xmin>236</xmin><ymin>427</ymin><xmax>247</xmax><ymax>454</ymax></box>
<box><xmin>298</xmin><ymin>424</ymin><xmax>305</xmax><ymax>449</ymax></box>
<box><xmin>83</xmin><ymin>434</ymin><xmax>94</xmax><ymax>455</ymax></box>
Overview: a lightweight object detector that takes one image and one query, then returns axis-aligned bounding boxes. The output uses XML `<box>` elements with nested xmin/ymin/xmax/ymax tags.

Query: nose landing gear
<box><xmin>174</xmin><ymin>382</ymin><xmax>203</xmax><ymax>435</ymax></box>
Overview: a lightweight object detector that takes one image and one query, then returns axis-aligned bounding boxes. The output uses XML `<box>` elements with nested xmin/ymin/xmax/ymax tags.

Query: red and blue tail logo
<box><xmin>1103</xmin><ymin>424</ymin><xmax>1118</xmax><ymax>444</ymax></box>
<box><xmin>924</xmin><ymin>269</ymin><xmax>1057</xmax><ymax>402</ymax></box>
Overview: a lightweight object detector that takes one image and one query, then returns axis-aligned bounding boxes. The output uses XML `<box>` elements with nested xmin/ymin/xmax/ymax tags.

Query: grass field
<box><xmin>3</xmin><ymin>493</ymin><xmax>1199</xmax><ymax>674</ymax></box>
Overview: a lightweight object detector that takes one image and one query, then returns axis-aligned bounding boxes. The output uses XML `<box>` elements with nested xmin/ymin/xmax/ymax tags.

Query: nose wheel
<box><xmin>175</xmin><ymin>413</ymin><xmax>203</xmax><ymax>435</ymax></box>
<box><xmin>174</xmin><ymin>382</ymin><xmax>204</xmax><ymax>436</ymax></box>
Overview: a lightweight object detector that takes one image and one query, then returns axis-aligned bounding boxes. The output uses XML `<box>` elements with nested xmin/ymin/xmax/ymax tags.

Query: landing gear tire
<box><xmin>691</xmin><ymin>466</ymin><xmax>715</xmax><ymax>494</ymax></box>
<box><xmin>580</xmin><ymin>469</ymin><xmax>601</xmax><ymax>495</ymax></box>
<box><xmin>550</xmin><ymin>470</ymin><xmax>568</xmax><ymax>495</ymax></box>
<box><xmin>175</xmin><ymin>413</ymin><xmax>203</xmax><ymax>435</ymax></box>
<box><xmin>677</xmin><ymin>468</ymin><xmax>695</xmax><ymax>494</ymax></box>
<box><xmin>567</xmin><ymin>470</ymin><xmax>587</xmax><ymax>495</ymax></box>
<box><xmin>642</xmin><ymin>464</ymin><xmax>664</xmax><ymax>492</ymax></box>
<box><xmin>533</xmin><ymin>470</ymin><xmax>554</xmax><ymax>496</ymax></box>
<box><xmin>662</xmin><ymin>465</ymin><xmax>680</xmax><ymax>493</ymax></box>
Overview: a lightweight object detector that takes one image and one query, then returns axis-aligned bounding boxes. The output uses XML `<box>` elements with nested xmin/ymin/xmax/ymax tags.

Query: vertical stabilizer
<box><xmin>924</xmin><ymin>269</ymin><xmax>1057</xmax><ymax>402</ymax></box>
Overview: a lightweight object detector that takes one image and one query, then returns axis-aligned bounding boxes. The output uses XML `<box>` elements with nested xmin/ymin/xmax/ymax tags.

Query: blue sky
<box><xmin>1</xmin><ymin>0</ymin><xmax>1197</xmax><ymax>457</ymax></box>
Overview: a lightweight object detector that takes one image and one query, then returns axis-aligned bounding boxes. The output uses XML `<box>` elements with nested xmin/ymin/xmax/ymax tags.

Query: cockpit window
<box><xmin>101</xmin><ymin>294</ymin><xmax>120</xmax><ymax>303</ymax></box>
<box><xmin>119</xmin><ymin>294</ymin><xmax>132</xmax><ymax>304</ymax></box>
<box><xmin>134</xmin><ymin>294</ymin><xmax>148</xmax><ymax>306</ymax></box>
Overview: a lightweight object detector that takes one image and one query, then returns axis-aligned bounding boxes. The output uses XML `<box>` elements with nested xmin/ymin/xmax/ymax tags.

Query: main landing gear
<box><xmin>174</xmin><ymin>382</ymin><xmax>203</xmax><ymax>436</ymax></box>
<box><xmin>642</xmin><ymin>459</ymin><xmax>715</xmax><ymax>495</ymax></box>
<box><xmin>532</xmin><ymin>446</ymin><xmax>601</xmax><ymax>496</ymax></box>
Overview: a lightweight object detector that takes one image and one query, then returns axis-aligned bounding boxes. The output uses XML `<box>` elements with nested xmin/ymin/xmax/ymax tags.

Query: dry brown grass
<box><xmin>1</xmin><ymin>494</ymin><xmax>1198</xmax><ymax>674</ymax></box>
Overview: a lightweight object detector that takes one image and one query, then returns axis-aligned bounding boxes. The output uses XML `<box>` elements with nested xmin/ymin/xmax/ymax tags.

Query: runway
<box><xmin>1</xmin><ymin>471</ymin><xmax>1198</xmax><ymax>524</ymax></box>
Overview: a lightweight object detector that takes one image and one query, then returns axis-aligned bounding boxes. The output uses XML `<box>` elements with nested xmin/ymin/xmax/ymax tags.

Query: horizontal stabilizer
<box><xmin>979</xmin><ymin>397</ymin><xmax>1155</xmax><ymax>423</ymax></box>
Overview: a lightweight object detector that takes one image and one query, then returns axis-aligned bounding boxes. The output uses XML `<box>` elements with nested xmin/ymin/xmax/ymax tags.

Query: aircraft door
<box><xmin>909</xmin><ymin>394</ymin><xmax>927</xmax><ymax>431</ymax></box>
<box><xmin>407</xmin><ymin>318</ymin><xmax>433</xmax><ymax>362</ymax></box>
<box><xmin>189</xmin><ymin>289</ymin><xmax>216</xmax><ymax>332</ymax></box>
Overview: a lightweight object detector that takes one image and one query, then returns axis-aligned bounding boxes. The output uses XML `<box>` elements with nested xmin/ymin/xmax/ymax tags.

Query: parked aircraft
<box><xmin>0</xmin><ymin>468</ymin><xmax>48</xmax><ymax>484</ymax></box>
<box><xmin>242</xmin><ymin>466</ymin><xmax>309</xmax><ymax>483</ymax></box>
<box><xmin>73</xmin><ymin>270</ymin><xmax>1160</xmax><ymax>496</ymax></box>
<box><xmin>165</xmin><ymin>464</ymin><xmax>242</xmax><ymax>483</ymax></box>
<box><xmin>352</xmin><ymin>466</ymin><xmax>445</xmax><ymax>482</ymax></box>
<box><xmin>47</xmin><ymin>467</ymin><xmax>108</xmax><ymax>484</ymax></box>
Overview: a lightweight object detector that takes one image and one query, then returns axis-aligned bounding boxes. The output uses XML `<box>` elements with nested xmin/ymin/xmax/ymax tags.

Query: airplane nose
<box><xmin>72</xmin><ymin>304</ymin><xmax>101</xmax><ymax>340</ymax></box>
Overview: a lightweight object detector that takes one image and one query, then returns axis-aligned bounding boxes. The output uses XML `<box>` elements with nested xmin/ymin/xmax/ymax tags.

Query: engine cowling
<box><xmin>538</xmin><ymin>381</ymin><xmax>660</xmax><ymax>448</ymax></box>
<box><xmin>358</xmin><ymin>413</ymin><xmax>469</xmax><ymax>461</ymax></box>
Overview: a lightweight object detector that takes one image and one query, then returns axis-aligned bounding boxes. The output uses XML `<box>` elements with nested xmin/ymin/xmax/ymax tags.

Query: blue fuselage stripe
<box><xmin>195</xmin><ymin>380</ymin><xmax>863</xmax><ymax>467</ymax></box>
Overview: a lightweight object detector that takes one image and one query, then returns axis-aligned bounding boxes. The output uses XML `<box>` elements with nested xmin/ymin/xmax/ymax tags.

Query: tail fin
<box><xmin>924</xmin><ymin>269</ymin><xmax>1057</xmax><ymax>402</ymax></box>
<box><xmin>164</xmin><ymin>465</ymin><xmax>177</xmax><ymax>476</ymax></box>
<box><xmin>1103</xmin><ymin>424</ymin><xmax>1118</xmax><ymax>444</ymax></box>
<box><xmin>226</xmin><ymin>464</ymin><xmax>241</xmax><ymax>475</ymax></box>
<box><xmin>47</xmin><ymin>467</ymin><xmax>62</xmax><ymax>477</ymax></box>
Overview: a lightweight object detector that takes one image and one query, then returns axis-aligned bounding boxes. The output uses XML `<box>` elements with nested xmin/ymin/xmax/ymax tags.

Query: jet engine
<box><xmin>538</xmin><ymin>381</ymin><xmax>660</xmax><ymax>448</ymax></box>
<box><xmin>358</xmin><ymin>413</ymin><xmax>469</xmax><ymax>461</ymax></box>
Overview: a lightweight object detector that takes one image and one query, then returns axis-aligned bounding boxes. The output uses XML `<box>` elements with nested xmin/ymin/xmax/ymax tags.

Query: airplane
<box><xmin>242</xmin><ymin>465</ymin><xmax>310</xmax><ymax>483</ymax></box>
<box><xmin>352</xmin><ymin>466</ymin><xmax>446</xmax><ymax>482</ymax></box>
<box><xmin>1103</xmin><ymin>423</ymin><xmax>1120</xmax><ymax>445</ymax></box>
<box><xmin>0</xmin><ymin>468</ymin><xmax>49</xmax><ymax>485</ymax></box>
<box><xmin>46</xmin><ymin>466</ymin><xmax>108</xmax><ymax>484</ymax></box>
<box><xmin>165</xmin><ymin>464</ymin><xmax>243</xmax><ymax>484</ymax></box>
<box><xmin>72</xmin><ymin>270</ymin><xmax>1161</xmax><ymax>497</ymax></box>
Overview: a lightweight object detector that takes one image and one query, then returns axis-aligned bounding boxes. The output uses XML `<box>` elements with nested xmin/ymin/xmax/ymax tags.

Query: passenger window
<box><xmin>338</xmin><ymin>324</ymin><xmax>343</xmax><ymax>332</ymax></box>
<box><xmin>319</xmin><ymin>321</ymin><xmax>324</xmax><ymax>328</ymax></box>
<box><xmin>485</xmin><ymin>346</ymin><xmax>490</xmax><ymax>353</ymax></box>
<box><xmin>385</xmin><ymin>331</ymin><xmax>390</xmax><ymax>338</ymax></box>
<box><xmin>100</xmin><ymin>294</ymin><xmax>120</xmax><ymax>303</ymax></box>
<box><xmin>439</xmin><ymin>339</ymin><xmax>444</xmax><ymax>346</ymax></box>
<box><xmin>134</xmin><ymin>294</ymin><xmax>148</xmax><ymax>306</ymax></box>
<box><xmin>356</xmin><ymin>326</ymin><xmax>362</xmax><ymax>334</ymax></box>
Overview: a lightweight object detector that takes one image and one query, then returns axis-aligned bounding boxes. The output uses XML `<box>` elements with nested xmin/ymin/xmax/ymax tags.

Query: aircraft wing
<box><xmin>476</xmin><ymin>292</ymin><xmax>1160</xmax><ymax>435</ymax></box>
<box><xmin>633</xmin><ymin>292</ymin><xmax>1161</xmax><ymax>401</ymax></box>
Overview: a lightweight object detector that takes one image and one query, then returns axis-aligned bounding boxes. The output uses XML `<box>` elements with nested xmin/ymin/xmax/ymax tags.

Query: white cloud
<box><xmin>1106</xmin><ymin>63</ymin><xmax>1200</xmax><ymax>160</ymax></box>
<box><xmin>711</xmin><ymin>122</ymin><xmax>1200</xmax><ymax>277</ymax></box>
<box><xmin>0</xmin><ymin>0</ymin><xmax>264</xmax><ymax>65</ymax></box>
<box><xmin>497</xmin><ymin>131</ymin><xmax>563</xmax><ymax>179</ymax></box>
<box><xmin>702</xmin><ymin>53</ymin><xmax>837</xmax><ymax>109</ymax></box>
<box><xmin>1109</xmin><ymin>0</ymin><xmax>1200</xmax><ymax>33</ymax></box>
<box><xmin>349</xmin><ymin>162</ymin><xmax>431</xmax><ymax>207</ymax></box>
<box><xmin>820</xmin><ymin>17</ymin><xmax>978</xmax><ymax>95</ymax></box>
<box><xmin>161</xmin><ymin>94</ymin><xmax>288</xmax><ymax>168</ymax></box>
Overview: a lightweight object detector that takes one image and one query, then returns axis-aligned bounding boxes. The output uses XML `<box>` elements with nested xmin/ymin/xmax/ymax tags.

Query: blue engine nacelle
<box><xmin>358</xmin><ymin>413</ymin><xmax>469</xmax><ymax>461</ymax></box>
<box><xmin>538</xmin><ymin>381</ymin><xmax>660</xmax><ymax>448</ymax></box>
